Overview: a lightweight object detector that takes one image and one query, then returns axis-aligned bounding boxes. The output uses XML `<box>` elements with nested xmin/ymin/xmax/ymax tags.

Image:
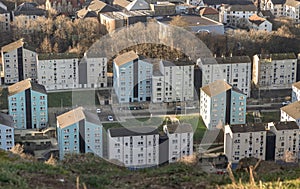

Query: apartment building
<box><xmin>162</xmin><ymin>123</ymin><xmax>194</xmax><ymax>163</ymax></box>
<box><xmin>0</xmin><ymin>113</ymin><xmax>14</xmax><ymax>151</ymax></box>
<box><xmin>8</xmin><ymin>79</ymin><xmax>48</xmax><ymax>129</ymax></box>
<box><xmin>57</xmin><ymin>107</ymin><xmax>103</xmax><ymax>160</ymax></box>
<box><xmin>1</xmin><ymin>39</ymin><xmax>38</xmax><ymax>84</ymax></box>
<box><xmin>200</xmin><ymin>80</ymin><xmax>246</xmax><ymax>129</ymax></box>
<box><xmin>284</xmin><ymin>0</ymin><xmax>300</xmax><ymax>23</ymax></box>
<box><xmin>152</xmin><ymin>60</ymin><xmax>194</xmax><ymax>103</ymax></box>
<box><xmin>292</xmin><ymin>81</ymin><xmax>300</xmax><ymax>102</ymax></box>
<box><xmin>248</xmin><ymin>14</ymin><xmax>272</xmax><ymax>31</ymax></box>
<box><xmin>79</xmin><ymin>52</ymin><xmax>107</xmax><ymax>89</ymax></box>
<box><xmin>280</xmin><ymin>101</ymin><xmax>300</xmax><ymax>126</ymax></box>
<box><xmin>107</xmin><ymin>126</ymin><xmax>159</xmax><ymax>168</ymax></box>
<box><xmin>252</xmin><ymin>53</ymin><xmax>297</xmax><ymax>90</ymax></box>
<box><xmin>113</xmin><ymin>51</ymin><xmax>152</xmax><ymax>103</ymax></box>
<box><xmin>219</xmin><ymin>4</ymin><xmax>257</xmax><ymax>28</ymax></box>
<box><xmin>199</xmin><ymin>56</ymin><xmax>251</xmax><ymax>97</ymax></box>
<box><xmin>224</xmin><ymin>123</ymin><xmax>267</xmax><ymax>164</ymax></box>
<box><xmin>263</xmin><ymin>0</ymin><xmax>285</xmax><ymax>17</ymax></box>
<box><xmin>0</xmin><ymin>2</ymin><xmax>10</xmax><ymax>32</ymax></box>
<box><xmin>268</xmin><ymin>121</ymin><xmax>299</xmax><ymax>161</ymax></box>
<box><xmin>37</xmin><ymin>53</ymin><xmax>79</xmax><ymax>90</ymax></box>
<box><xmin>224</xmin><ymin>122</ymin><xmax>299</xmax><ymax>164</ymax></box>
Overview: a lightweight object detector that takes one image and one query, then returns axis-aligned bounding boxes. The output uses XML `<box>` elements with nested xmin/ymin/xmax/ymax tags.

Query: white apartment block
<box><xmin>152</xmin><ymin>60</ymin><xmax>194</xmax><ymax>103</ymax></box>
<box><xmin>281</xmin><ymin>101</ymin><xmax>300</xmax><ymax>126</ymax></box>
<box><xmin>162</xmin><ymin>123</ymin><xmax>193</xmax><ymax>163</ymax></box>
<box><xmin>199</xmin><ymin>56</ymin><xmax>251</xmax><ymax>97</ymax></box>
<box><xmin>1</xmin><ymin>39</ymin><xmax>38</xmax><ymax>84</ymax></box>
<box><xmin>0</xmin><ymin>2</ymin><xmax>10</xmax><ymax>32</ymax></box>
<box><xmin>107</xmin><ymin>126</ymin><xmax>159</xmax><ymax>168</ymax></box>
<box><xmin>219</xmin><ymin>4</ymin><xmax>257</xmax><ymax>28</ymax></box>
<box><xmin>252</xmin><ymin>53</ymin><xmax>297</xmax><ymax>90</ymax></box>
<box><xmin>268</xmin><ymin>121</ymin><xmax>299</xmax><ymax>161</ymax></box>
<box><xmin>263</xmin><ymin>0</ymin><xmax>285</xmax><ymax>16</ymax></box>
<box><xmin>79</xmin><ymin>53</ymin><xmax>107</xmax><ymax>88</ymax></box>
<box><xmin>224</xmin><ymin>124</ymin><xmax>267</xmax><ymax>164</ymax></box>
<box><xmin>284</xmin><ymin>0</ymin><xmax>300</xmax><ymax>23</ymax></box>
<box><xmin>292</xmin><ymin>81</ymin><xmax>300</xmax><ymax>102</ymax></box>
<box><xmin>0</xmin><ymin>113</ymin><xmax>14</xmax><ymax>151</ymax></box>
<box><xmin>37</xmin><ymin>53</ymin><xmax>79</xmax><ymax>90</ymax></box>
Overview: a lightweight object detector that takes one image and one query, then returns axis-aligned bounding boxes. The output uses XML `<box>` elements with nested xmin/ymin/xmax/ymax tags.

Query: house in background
<box><xmin>0</xmin><ymin>113</ymin><xmax>14</xmax><ymax>151</ymax></box>
<box><xmin>8</xmin><ymin>78</ymin><xmax>48</xmax><ymax>130</ymax></box>
<box><xmin>107</xmin><ymin>126</ymin><xmax>159</xmax><ymax>168</ymax></box>
<box><xmin>0</xmin><ymin>1</ymin><xmax>10</xmax><ymax>32</ymax></box>
<box><xmin>200</xmin><ymin>80</ymin><xmax>246</xmax><ymax>129</ymax></box>
<box><xmin>292</xmin><ymin>81</ymin><xmax>300</xmax><ymax>102</ymax></box>
<box><xmin>37</xmin><ymin>53</ymin><xmax>79</xmax><ymax>91</ymax></box>
<box><xmin>262</xmin><ymin>0</ymin><xmax>286</xmax><ymax>17</ymax></box>
<box><xmin>248</xmin><ymin>14</ymin><xmax>272</xmax><ymax>31</ymax></box>
<box><xmin>199</xmin><ymin>7</ymin><xmax>219</xmax><ymax>22</ymax></box>
<box><xmin>113</xmin><ymin>51</ymin><xmax>152</xmax><ymax>103</ymax></box>
<box><xmin>280</xmin><ymin>101</ymin><xmax>300</xmax><ymax>126</ymax></box>
<box><xmin>56</xmin><ymin>107</ymin><xmax>103</xmax><ymax>160</ymax></box>
<box><xmin>252</xmin><ymin>53</ymin><xmax>297</xmax><ymax>90</ymax></box>
<box><xmin>1</xmin><ymin>39</ymin><xmax>38</xmax><ymax>84</ymax></box>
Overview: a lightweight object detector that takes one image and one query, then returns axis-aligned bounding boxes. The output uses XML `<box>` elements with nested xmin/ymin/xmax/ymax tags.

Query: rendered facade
<box><xmin>0</xmin><ymin>113</ymin><xmax>14</xmax><ymax>151</ymax></box>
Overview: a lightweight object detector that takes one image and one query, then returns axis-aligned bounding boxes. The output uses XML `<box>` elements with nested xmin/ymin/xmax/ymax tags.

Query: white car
<box><xmin>108</xmin><ymin>116</ymin><xmax>113</xmax><ymax>121</ymax></box>
<box><xmin>96</xmin><ymin>108</ymin><xmax>101</xmax><ymax>113</ymax></box>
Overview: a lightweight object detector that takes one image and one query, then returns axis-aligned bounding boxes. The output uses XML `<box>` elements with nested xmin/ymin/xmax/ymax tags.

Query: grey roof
<box><xmin>203</xmin><ymin>0</ymin><xmax>253</xmax><ymax>5</ymax></box>
<box><xmin>230</xmin><ymin>123</ymin><xmax>267</xmax><ymax>133</ymax></box>
<box><xmin>31</xmin><ymin>82</ymin><xmax>47</xmax><ymax>95</ymax></box>
<box><xmin>274</xmin><ymin>121</ymin><xmax>299</xmax><ymax>130</ymax></box>
<box><xmin>231</xmin><ymin>86</ymin><xmax>245</xmax><ymax>95</ymax></box>
<box><xmin>109</xmin><ymin>126</ymin><xmax>158</xmax><ymax>137</ymax></box>
<box><xmin>0</xmin><ymin>7</ymin><xmax>9</xmax><ymax>14</ymax></box>
<box><xmin>161</xmin><ymin>60</ymin><xmax>194</xmax><ymax>67</ymax></box>
<box><xmin>84</xmin><ymin>110</ymin><xmax>102</xmax><ymax>126</ymax></box>
<box><xmin>199</xmin><ymin>57</ymin><xmax>218</xmax><ymax>65</ymax></box>
<box><xmin>270</xmin><ymin>0</ymin><xmax>286</xmax><ymax>4</ymax></box>
<box><xmin>229</xmin><ymin>4</ymin><xmax>257</xmax><ymax>12</ymax></box>
<box><xmin>215</xmin><ymin>56</ymin><xmax>251</xmax><ymax>64</ymax></box>
<box><xmin>0</xmin><ymin>113</ymin><xmax>14</xmax><ymax>128</ymax></box>
<box><xmin>126</xmin><ymin>0</ymin><xmax>150</xmax><ymax>11</ymax></box>
<box><xmin>167</xmin><ymin>123</ymin><xmax>193</xmax><ymax>134</ymax></box>
<box><xmin>14</xmin><ymin>2</ymin><xmax>46</xmax><ymax>16</ymax></box>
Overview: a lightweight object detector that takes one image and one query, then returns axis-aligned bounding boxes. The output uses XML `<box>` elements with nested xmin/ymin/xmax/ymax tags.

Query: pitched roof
<box><xmin>87</xmin><ymin>0</ymin><xmax>118</xmax><ymax>13</ymax></box>
<box><xmin>8</xmin><ymin>78</ymin><xmax>46</xmax><ymax>96</ymax></box>
<box><xmin>0</xmin><ymin>7</ymin><xmax>9</xmax><ymax>14</ymax></box>
<box><xmin>270</xmin><ymin>0</ymin><xmax>286</xmax><ymax>5</ymax></box>
<box><xmin>161</xmin><ymin>60</ymin><xmax>194</xmax><ymax>67</ymax></box>
<box><xmin>114</xmin><ymin>50</ymin><xmax>139</xmax><ymax>66</ymax></box>
<box><xmin>201</xmin><ymin>80</ymin><xmax>231</xmax><ymax>97</ymax></box>
<box><xmin>259</xmin><ymin>53</ymin><xmax>296</xmax><ymax>60</ymax></box>
<box><xmin>167</xmin><ymin>123</ymin><xmax>193</xmax><ymax>134</ymax></box>
<box><xmin>248</xmin><ymin>14</ymin><xmax>266</xmax><ymax>25</ymax></box>
<box><xmin>215</xmin><ymin>56</ymin><xmax>251</xmax><ymax>64</ymax></box>
<box><xmin>1</xmin><ymin>39</ymin><xmax>24</xmax><ymax>53</ymax></box>
<box><xmin>203</xmin><ymin>0</ymin><xmax>253</xmax><ymax>5</ymax></box>
<box><xmin>109</xmin><ymin>126</ymin><xmax>158</xmax><ymax>137</ymax></box>
<box><xmin>273</xmin><ymin>121</ymin><xmax>299</xmax><ymax>130</ymax></box>
<box><xmin>38</xmin><ymin>53</ymin><xmax>80</xmax><ymax>60</ymax></box>
<box><xmin>230</xmin><ymin>123</ymin><xmax>267</xmax><ymax>133</ymax></box>
<box><xmin>14</xmin><ymin>2</ymin><xmax>46</xmax><ymax>16</ymax></box>
<box><xmin>126</xmin><ymin>0</ymin><xmax>150</xmax><ymax>11</ymax></box>
<box><xmin>229</xmin><ymin>4</ymin><xmax>257</xmax><ymax>11</ymax></box>
<box><xmin>113</xmin><ymin>0</ymin><xmax>130</xmax><ymax>8</ymax></box>
<box><xmin>285</xmin><ymin>0</ymin><xmax>300</xmax><ymax>7</ymax></box>
<box><xmin>0</xmin><ymin>113</ymin><xmax>14</xmax><ymax>127</ymax></box>
<box><xmin>200</xmin><ymin>7</ymin><xmax>218</xmax><ymax>15</ymax></box>
<box><xmin>293</xmin><ymin>81</ymin><xmax>300</xmax><ymax>90</ymax></box>
<box><xmin>281</xmin><ymin>101</ymin><xmax>300</xmax><ymax>120</ymax></box>
<box><xmin>260</xmin><ymin>10</ymin><xmax>274</xmax><ymax>18</ymax></box>
<box><xmin>57</xmin><ymin>107</ymin><xmax>86</xmax><ymax>129</ymax></box>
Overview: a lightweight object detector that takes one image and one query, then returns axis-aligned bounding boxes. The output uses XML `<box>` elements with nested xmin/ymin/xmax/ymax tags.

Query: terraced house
<box><xmin>8</xmin><ymin>78</ymin><xmax>48</xmax><ymax>129</ymax></box>
<box><xmin>56</xmin><ymin>107</ymin><xmax>103</xmax><ymax>160</ymax></box>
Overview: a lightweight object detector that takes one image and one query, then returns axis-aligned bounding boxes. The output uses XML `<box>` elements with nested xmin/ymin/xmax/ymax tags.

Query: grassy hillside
<box><xmin>0</xmin><ymin>150</ymin><xmax>300</xmax><ymax>189</ymax></box>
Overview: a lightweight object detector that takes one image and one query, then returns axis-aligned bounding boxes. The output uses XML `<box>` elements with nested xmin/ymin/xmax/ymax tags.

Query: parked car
<box><xmin>107</xmin><ymin>116</ymin><xmax>113</xmax><ymax>121</ymax></box>
<box><xmin>96</xmin><ymin>108</ymin><xmax>101</xmax><ymax>113</ymax></box>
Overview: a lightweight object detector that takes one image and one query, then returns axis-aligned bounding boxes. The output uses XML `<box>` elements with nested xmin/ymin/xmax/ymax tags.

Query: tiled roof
<box><xmin>215</xmin><ymin>56</ymin><xmax>251</xmax><ymax>64</ymax></box>
<box><xmin>57</xmin><ymin>107</ymin><xmax>85</xmax><ymax>129</ymax></box>
<box><xmin>1</xmin><ymin>39</ymin><xmax>24</xmax><ymax>53</ymax></box>
<box><xmin>273</xmin><ymin>121</ymin><xmax>299</xmax><ymax>130</ymax></box>
<box><xmin>229</xmin><ymin>4</ymin><xmax>257</xmax><ymax>11</ymax></box>
<box><xmin>203</xmin><ymin>0</ymin><xmax>253</xmax><ymax>5</ymax></box>
<box><xmin>230</xmin><ymin>123</ymin><xmax>267</xmax><ymax>133</ymax></box>
<box><xmin>248</xmin><ymin>14</ymin><xmax>266</xmax><ymax>25</ymax></box>
<box><xmin>167</xmin><ymin>123</ymin><xmax>193</xmax><ymax>134</ymax></box>
<box><xmin>114</xmin><ymin>50</ymin><xmax>139</xmax><ymax>66</ymax></box>
<box><xmin>281</xmin><ymin>101</ymin><xmax>300</xmax><ymax>120</ymax></box>
<box><xmin>87</xmin><ymin>0</ymin><xmax>118</xmax><ymax>12</ymax></box>
<box><xmin>109</xmin><ymin>126</ymin><xmax>158</xmax><ymax>137</ymax></box>
<box><xmin>126</xmin><ymin>0</ymin><xmax>150</xmax><ymax>11</ymax></box>
<box><xmin>201</xmin><ymin>80</ymin><xmax>231</xmax><ymax>97</ymax></box>
<box><xmin>285</xmin><ymin>0</ymin><xmax>300</xmax><ymax>7</ymax></box>
<box><xmin>200</xmin><ymin>7</ymin><xmax>218</xmax><ymax>15</ymax></box>
<box><xmin>8</xmin><ymin>78</ymin><xmax>46</xmax><ymax>96</ymax></box>
<box><xmin>0</xmin><ymin>113</ymin><xmax>14</xmax><ymax>127</ymax></box>
<box><xmin>293</xmin><ymin>81</ymin><xmax>300</xmax><ymax>90</ymax></box>
<box><xmin>113</xmin><ymin>0</ymin><xmax>130</xmax><ymax>8</ymax></box>
<box><xmin>14</xmin><ymin>2</ymin><xmax>46</xmax><ymax>16</ymax></box>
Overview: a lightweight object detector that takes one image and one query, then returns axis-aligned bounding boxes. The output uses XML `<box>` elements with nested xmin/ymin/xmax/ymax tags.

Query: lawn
<box><xmin>48</xmin><ymin>90</ymin><xmax>99</xmax><ymax>107</ymax></box>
